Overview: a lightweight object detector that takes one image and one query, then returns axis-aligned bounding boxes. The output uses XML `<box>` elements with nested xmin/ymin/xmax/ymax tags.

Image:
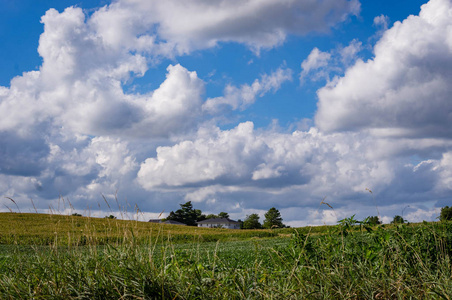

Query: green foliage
<box><xmin>337</xmin><ymin>214</ymin><xmax>359</xmax><ymax>237</ymax></box>
<box><xmin>263</xmin><ymin>207</ymin><xmax>284</xmax><ymax>229</ymax></box>
<box><xmin>242</xmin><ymin>213</ymin><xmax>262</xmax><ymax>229</ymax></box>
<box><xmin>366</xmin><ymin>215</ymin><xmax>381</xmax><ymax>225</ymax></box>
<box><xmin>391</xmin><ymin>215</ymin><xmax>406</xmax><ymax>224</ymax></box>
<box><xmin>218</xmin><ymin>212</ymin><xmax>229</xmax><ymax>218</ymax></box>
<box><xmin>104</xmin><ymin>215</ymin><xmax>116</xmax><ymax>219</ymax></box>
<box><xmin>205</xmin><ymin>212</ymin><xmax>229</xmax><ymax>219</ymax></box>
<box><xmin>166</xmin><ymin>201</ymin><xmax>202</xmax><ymax>226</ymax></box>
<box><xmin>440</xmin><ymin>206</ymin><xmax>452</xmax><ymax>221</ymax></box>
<box><xmin>71</xmin><ymin>213</ymin><xmax>82</xmax><ymax>217</ymax></box>
<box><xmin>1</xmin><ymin>213</ymin><xmax>452</xmax><ymax>298</ymax></box>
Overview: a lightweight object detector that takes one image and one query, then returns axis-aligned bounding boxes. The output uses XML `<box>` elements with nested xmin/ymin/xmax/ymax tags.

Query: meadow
<box><xmin>0</xmin><ymin>212</ymin><xmax>452</xmax><ymax>299</ymax></box>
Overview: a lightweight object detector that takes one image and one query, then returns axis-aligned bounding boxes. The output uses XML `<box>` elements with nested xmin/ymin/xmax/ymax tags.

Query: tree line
<box><xmin>164</xmin><ymin>201</ymin><xmax>287</xmax><ymax>229</ymax></box>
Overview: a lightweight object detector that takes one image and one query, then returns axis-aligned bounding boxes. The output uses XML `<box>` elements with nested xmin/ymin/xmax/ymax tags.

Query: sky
<box><xmin>1</xmin><ymin>0</ymin><xmax>451</xmax><ymax>226</ymax></box>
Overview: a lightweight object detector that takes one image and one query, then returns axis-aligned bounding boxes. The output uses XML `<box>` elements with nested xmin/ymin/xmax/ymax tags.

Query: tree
<box><xmin>237</xmin><ymin>219</ymin><xmax>244</xmax><ymax>229</ymax></box>
<box><xmin>205</xmin><ymin>212</ymin><xmax>229</xmax><ymax>219</ymax></box>
<box><xmin>166</xmin><ymin>201</ymin><xmax>200</xmax><ymax>226</ymax></box>
<box><xmin>366</xmin><ymin>216</ymin><xmax>382</xmax><ymax>225</ymax></box>
<box><xmin>218</xmin><ymin>212</ymin><xmax>229</xmax><ymax>219</ymax></box>
<box><xmin>391</xmin><ymin>215</ymin><xmax>405</xmax><ymax>224</ymax></box>
<box><xmin>242</xmin><ymin>214</ymin><xmax>262</xmax><ymax>229</ymax></box>
<box><xmin>440</xmin><ymin>206</ymin><xmax>452</xmax><ymax>221</ymax></box>
<box><xmin>105</xmin><ymin>215</ymin><xmax>116</xmax><ymax>219</ymax></box>
<box><xmin>195</xmin><ymin>209</ymin><xmax>206</xmax><ymax>222</ymax></box>
<box><xmin>263</xmin><ymin>207</ymin><xmax>284</xmax><ymax>229</ymax></box>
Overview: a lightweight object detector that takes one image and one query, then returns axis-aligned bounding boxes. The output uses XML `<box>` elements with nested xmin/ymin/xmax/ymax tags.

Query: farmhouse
<box><xmin>197</xmin><ymin>218</ymin><xmax>241</xmax><ymax>229</ymax></box>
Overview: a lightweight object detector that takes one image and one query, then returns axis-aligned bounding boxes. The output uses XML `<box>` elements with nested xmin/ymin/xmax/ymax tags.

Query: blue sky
<box><xmin>1</xmin><ymin>0</ymin><xmax>451</xmax><ymax>226</ymax></box>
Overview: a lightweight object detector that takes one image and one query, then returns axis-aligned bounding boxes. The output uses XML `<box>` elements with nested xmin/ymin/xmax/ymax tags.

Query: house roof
<box><xmin>162</xmin><ymin>220</ymin><xmax>187</xmax><ymax>225</ymax></box>
<box><xmin>148</xmin><ymin>219</ymin><xmax>187</xmax><ymax>225</ymax></box>
<box><xmin>197</xmin><ymin>217</ymin><xmax>240</xmax><ymax>224</ymax></box>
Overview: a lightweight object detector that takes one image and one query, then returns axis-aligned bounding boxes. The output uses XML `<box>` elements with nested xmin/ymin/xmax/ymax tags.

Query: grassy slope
<box><xmin>0</xmin><ymin>212</ymin><xmax>286</xmax><ymax>245</ymax></box>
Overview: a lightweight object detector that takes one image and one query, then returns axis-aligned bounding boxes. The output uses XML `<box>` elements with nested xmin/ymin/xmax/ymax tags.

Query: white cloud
<box><xmin>203</xmin><ymin>68</ymin><xmax>292</xmax><ymax>113</ymax></box>
<box><xmin>373</xmin><ymin>14</ymin><xmax>389</xmax><ymax>31</ymax></box>
<box><xmin>300</xmin><ymin>39</ymin><xmax>363</xmax><ymax>85</ymax></box>
<box><xmin>316</xmin><ymin>0</ymin><xmax>452</xmax><ymax>137</ymax></box>
<box><xmin>301</xmin><ymin>48</ymin><xmax>332</xmax><ymax>74</ymax></box>
<box><xmin>340</xmin><ymin>39</ymin><xmax>362</xmax><ymax>65</ymax></box>
<box><xmin>90</xmin><ymin>0</ymin><xmax>360</xmax><ymax>55</ymax></box>
<box><xmin>300</xmin><ymin>48</ymin><xmax>331</xmax><ymax>84</ymax></box>
<box><xmin>137</xmin><ymin>122</ymin><xmax>399</xmax><ymax>199</ymax></box>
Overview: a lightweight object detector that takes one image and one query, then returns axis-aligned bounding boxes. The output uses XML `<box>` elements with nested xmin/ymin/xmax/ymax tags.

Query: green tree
<box><xmin>391</xmin><ymin>215</ymin><xmax>405</xmax><ymax>224</ymax></box>
<box><xmin>366</xmin><ymin>216</ymin><xmax>382</xmax><ymax>225</ymax></box>
<box><xmin>166</xmin><ymin>201</ymin><xmax>200</xmax><ymax>226</ymax></box>
<box><xmin>218</xmin><ymin>212</ymin><xmax>229</xmax><ymax>219</ymax></box>
<box><xmin>237</xmin><ymin>219</ymin><xmax>244</xmax><ymax>229</ymax></box>
<box><xmin>242</xmin><ymin>214</ymin><xmax>262</xmax><ymax>229</ymax></box>
<box><xmin>263</xmin><ymin>207</ymin><xmax>284</xmax><ymax>229</ymax></box>
<box><xmin>195</xmin><ymin>209</ymin><xmax>206</xmax><ymax>222</ymax></box>
<box><xmin>205</xmin><ymin>212</ymin><xmax>229</xmax><ymax>219</ymax></box>
<box><xmin>440</xmin><ymin>206</ymin><xmax>452</xmax><ymax>221</ymax></box>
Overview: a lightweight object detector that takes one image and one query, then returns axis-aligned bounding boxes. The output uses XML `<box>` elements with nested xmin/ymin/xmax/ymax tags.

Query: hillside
<box><xmin>0</xmin><ymin>212</ymin><xmax>284</xmax><ymax>245</ymax></box>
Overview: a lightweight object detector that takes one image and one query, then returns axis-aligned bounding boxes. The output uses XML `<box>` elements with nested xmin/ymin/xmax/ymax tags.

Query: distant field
<box><xmin>0</xmin><ymin>212</ymin><xmax>293</xmax><ymax>245</ymax></box>
<box><xmin>1</xmin><ymin>213</ymin><xmax>452</xmax><ymax>299</ymax></box>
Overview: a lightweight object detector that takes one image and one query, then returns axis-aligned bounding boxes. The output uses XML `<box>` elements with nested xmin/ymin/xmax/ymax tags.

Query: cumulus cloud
<box><xmin>316</xmin><ymin>0</ymin><xmax>452</xmax><ymax>137</ymax></box>
<box><xmin>203</xmin><ymin>68</ymin><xmax>292</xmax><ymax>113</ymax></box>
<box><xmin>90</xmin><ymin>0</ymin><xmax>360</xmax><ymax>55</ymax></box>
<box><xmin>299</xmin><ymin>39</ymin><xmax>363</xmax><ymax>85</ymax></box>
<box><xmin>300</xmin><ymin>48</ymin><xmax>331</xmax><ymax>84</ymax></box>
<box><xmin>339</xmin><ymin>39</ymin><xmax>362</xmax><ymax>66</ymax></box>
<box><xmin>373</xmin><ymin>15</ymin><xmax>390</xmax><ymax>31</ymax></box>
<box><xmin>137</xmin><ymin>122</ymin><xmax>410</xmax><ymax>199</ymax></box>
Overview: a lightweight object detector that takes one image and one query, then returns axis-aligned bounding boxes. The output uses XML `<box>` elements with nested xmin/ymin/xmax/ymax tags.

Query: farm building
<box><xmin>196</xmin><ymin>218</ymin><xmax>241</xmax><ymax>229</ymax></box>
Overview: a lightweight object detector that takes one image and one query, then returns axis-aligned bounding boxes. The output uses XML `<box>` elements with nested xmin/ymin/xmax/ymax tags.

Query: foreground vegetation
<box><xmin>0</xmin><ymin>213</ymin><xmax>452</xmax><ymax>299</ymax></box>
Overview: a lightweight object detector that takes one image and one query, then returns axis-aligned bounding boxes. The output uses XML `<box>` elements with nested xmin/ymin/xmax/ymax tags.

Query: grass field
<box><xmin>0</xmin><ymin>212</ymin><xmax>452</xmax><ymax>299</ymax></box>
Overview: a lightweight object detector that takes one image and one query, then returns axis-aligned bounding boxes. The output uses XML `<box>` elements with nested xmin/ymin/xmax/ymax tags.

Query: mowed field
<box><xmin>1</xmin><ymin>212</ymin><xmax>452</xmax><ymax>299</ymax></box>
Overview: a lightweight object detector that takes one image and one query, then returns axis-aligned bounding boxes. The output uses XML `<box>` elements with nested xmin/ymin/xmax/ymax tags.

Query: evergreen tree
<box><xmin>263</xmin><ymin>207</ymin><xmax>284</xmax><ymax>229</ymax></box>
<box><xmin>195</xmin><ymin>209</ymin><xmax>206</xmax><ymax>222</ymax></box>
<box><xmin>166</xmin><ymin>201</ymin><xmax>200</xmax><ymax>226</ymax></box>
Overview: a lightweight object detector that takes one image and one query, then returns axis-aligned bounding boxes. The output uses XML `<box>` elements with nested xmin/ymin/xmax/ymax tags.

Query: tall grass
<box><xmin>0</xmin><ymin>212</ymin><xmax>451</xmax><ymax>298</ymax></box>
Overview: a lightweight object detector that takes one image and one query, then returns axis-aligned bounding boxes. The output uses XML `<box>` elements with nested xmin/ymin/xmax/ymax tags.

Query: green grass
<box><xmin>0</xmin><ymin>213</ymin><xmax>452</xmax><ymax>299</ymax></box>
<box><xmin>0</xmin><ymin>212</ymin><xmax>279</xmax><ymax>245</ymax></box>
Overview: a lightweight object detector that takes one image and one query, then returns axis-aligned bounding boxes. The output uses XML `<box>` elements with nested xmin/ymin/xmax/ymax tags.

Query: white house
<box><xmin>196</xmin><ymin>218</ymin><xmax>241</xmax><ymax>229</ymax></box>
